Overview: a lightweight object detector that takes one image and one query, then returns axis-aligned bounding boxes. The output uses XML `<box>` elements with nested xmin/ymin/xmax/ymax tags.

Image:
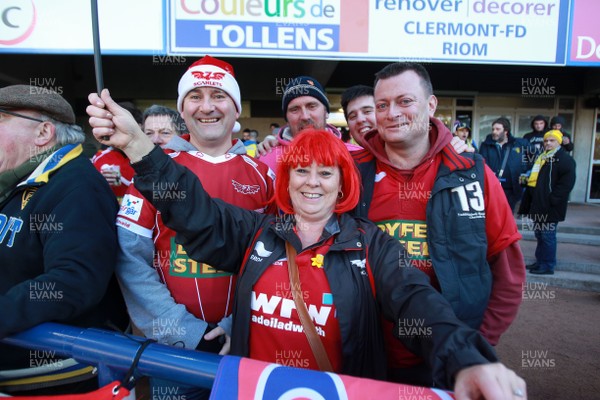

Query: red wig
<box><xmin>274</xmin><ymin>129</ymin><xmax>361</xmax><ymax>214</ymax></box>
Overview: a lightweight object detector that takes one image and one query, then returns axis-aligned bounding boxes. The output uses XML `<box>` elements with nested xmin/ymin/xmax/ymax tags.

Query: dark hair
<box><xmin>550</xmin><ymin>115</ymin><xmax>566</xmax><ymax>127</ymax></box>
<box><xmin>530</xmin><ymin>114</ymin><xmax>548</xmax><ymax>130</ymax></box>
<box><xmin>119</xmin><ymin>101</ymin><xmax>143</xmax><ymax>125</ymax></box>
<box><xmin>142</xmin><ymin>104</ymin><xmax>187</xmax><ymax>135</ymax></box>
<box><xmin>374</xmin><ymin>63</ymin><xmax>433</xmax><ymax>96</ymax></box>
<box><xmin>340</xmin><ymin>85</ymin><xmax>374</xmax><ymax>119</ymax></box>
<box><xmin>492</xmin><ymin>117</ymin><xmax>511</xmax><ymax>133</ymax></box>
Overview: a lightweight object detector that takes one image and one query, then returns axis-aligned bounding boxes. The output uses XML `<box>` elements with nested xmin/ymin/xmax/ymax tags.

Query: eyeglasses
<box><xmin>0</xmin><ymin>107</ymin><xmax>44</xmax><ymax>123</ymax></box>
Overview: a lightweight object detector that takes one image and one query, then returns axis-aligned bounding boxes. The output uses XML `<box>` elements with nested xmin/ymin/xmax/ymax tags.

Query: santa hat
<box><xmin>176</xmin><ymin>56</ymin><xmax>241</xmax><ymax>114</ymax></box>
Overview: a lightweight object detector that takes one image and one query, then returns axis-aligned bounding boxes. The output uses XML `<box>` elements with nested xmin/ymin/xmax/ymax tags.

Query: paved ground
<box><xmin>501</xmin><ymin>204</ymin><xmax>600</xmax><ymax>399</ymax></box>
<box><xmin>496</xmin><ymin>287</ymin><xmax>600</xmax><ymax>400</ymax></box>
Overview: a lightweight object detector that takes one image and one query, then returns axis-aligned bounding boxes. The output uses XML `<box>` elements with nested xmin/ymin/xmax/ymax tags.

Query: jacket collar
<box><xmin>269</xmin><ymin>213</ymin><xmax>361</xmax><ymax>250</ymax></box>
<box><xmin>18</xmin><ymin>144</ymin><xmax>82</xmax><ymax>187</ymax></box>
<box><xmin>164</xmin><ymin>134</ymin><xmax>248</xmax><ymax>155</ymax></box>
<box><xmin>440</xmin><ymin>144</ymin><xmax>475</xmax><ymax>173</ymax></box>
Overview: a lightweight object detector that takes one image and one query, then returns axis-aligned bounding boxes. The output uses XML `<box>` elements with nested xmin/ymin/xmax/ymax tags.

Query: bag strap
<box><xmin>498</xmin><ymin>142</ymin><xmax>513</xmax><ymax>178</ymax></box>
<box><xmin>285</xmin><ymin>241</ymin><xmax>333</xmax><ymax>372</ymax></box>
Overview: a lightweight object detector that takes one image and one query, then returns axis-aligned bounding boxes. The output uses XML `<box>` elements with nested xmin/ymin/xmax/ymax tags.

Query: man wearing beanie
<box><xmin>523</xmin><ymin>114</ymin><xmax>548</xmax><ymax>167</ymax></box>
<box><xmin>519</xmin><ymin>130</ymin><xmax>576</xmax><ymax>275</ymax></box>
<box><xmin>258</xmin><ymin>75</ymin><xmax>361</xmax><ymax>171</ymax></box>
<box><xmin>0</xmin><ymin>85</ymin><xmax>127</xmax><ymax>395</ymax></box>
<box><xmin>109</xmin><ymin>56</ymin><xmax>274</xmax><ymax>399</ymax></box>
<box><xmin>550</xmin><ymin>115</ymin><xmax>574</xmax><ymax>152</ymax></box>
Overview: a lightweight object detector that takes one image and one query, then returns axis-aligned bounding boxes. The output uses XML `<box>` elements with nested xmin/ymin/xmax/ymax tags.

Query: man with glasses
<box><xmin>0</xmin><ymin>85</ymin><xmax>126</xmax><ymax>395</ymax></box>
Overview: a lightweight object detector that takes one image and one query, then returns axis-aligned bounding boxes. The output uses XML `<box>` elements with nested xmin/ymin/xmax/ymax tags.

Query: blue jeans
<box><xmin>534</xmin><ymin>222</ymin><xmax>557</xmax><ymax>272</ymax></box>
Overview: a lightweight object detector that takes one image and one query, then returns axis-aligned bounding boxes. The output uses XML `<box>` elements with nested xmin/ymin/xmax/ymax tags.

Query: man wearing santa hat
<box><xmin>109</xmin><ymin>56</ymin><xmax>274</xmax><ymax>399</ymax></box>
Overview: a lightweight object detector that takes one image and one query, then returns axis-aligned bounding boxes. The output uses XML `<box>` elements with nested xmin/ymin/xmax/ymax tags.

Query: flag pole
<box><xmin>91</xmin><ymin>0</ymin><xmax>110</xmax><ymax>141</ymax></box>
<box><xmin>91</xmin><ymin>0</ymin><xmax>104</xmax><ymax>94</ymax></box>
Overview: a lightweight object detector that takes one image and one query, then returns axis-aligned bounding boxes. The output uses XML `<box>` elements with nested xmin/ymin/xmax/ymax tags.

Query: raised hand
<box><xmin>87</xmin><ymin>89</ymin><xmax>154</xmax><ymax>162</ymax></box>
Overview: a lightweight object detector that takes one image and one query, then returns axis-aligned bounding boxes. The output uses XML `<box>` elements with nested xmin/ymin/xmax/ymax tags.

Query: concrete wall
<box><xmin>571</xmin><ymin>99</ymin><xmax>595</xmax><ymax>202</ymax></box>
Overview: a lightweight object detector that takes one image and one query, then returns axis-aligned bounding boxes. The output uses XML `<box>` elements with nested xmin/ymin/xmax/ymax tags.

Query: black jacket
<box><xmin>523</xmin><ymin>131</ymin><xmax>546</xmax><ymax>169</ymax></box>
<box><xmin>353</xmin><ymin>146</ymin><xmax>492</xmax><ymax>330</ymax></box>
<box><xmin>0</xmin><ymin>144</ymin><xmax>127</xmax><ymax>369</ymax></box>
<box><xmin>131</xmin><ymin>146</ymin><xmax>498</xmax><ymax>389</ymax></box>
<box><xmin>479</xmin><ymin>134</ymin><xmax>530</xmax><ymax>193</ymax></box>
<box><xmin>519</xmin><ymin>147</ymin><xmax>576</xmax><ymax>222</ymax></box>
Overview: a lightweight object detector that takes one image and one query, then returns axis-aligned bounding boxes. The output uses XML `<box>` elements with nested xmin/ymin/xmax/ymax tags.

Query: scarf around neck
<box><xmin>0</xmin><ymin>146</ymin><xmax>57</xmax><ymax>204</ymax></box>
<box><xmin>528</xmin><ymin>147</ymin><xmax>559</xmax><ymax>188</ymax></box>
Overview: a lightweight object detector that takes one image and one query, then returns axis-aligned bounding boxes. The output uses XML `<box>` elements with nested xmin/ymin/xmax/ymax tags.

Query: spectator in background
<box><xmin>523</xmin><ymin>114</ymin><xmax>548</xmax><ymax>167</ymax></box>
<box><xmin>479</xmin><ymin>117</ymin><xmax>529</xmax><ymax>212</ymax></box>
<box><xmin>142</xmin><ymin>104</ymin><xmax>187</xmax><ymax>147</ymax></box>
<box><xmin>519</xmin><ymin>130</ymin><xmax>576</xmax><ymax>275</ymax></box>
<box><xmin>119</xmin><ymin>101</ymin><xmax>143</xmax><ymax>128</ymax></box>
<box><xmin>241</xmin><ymin>128</ymin><xmax>251</xmax><ymax>143</ymax></box>
<box><xmin>257</xmin><ymin>76</ymin><xmax>361</xmax><ymax>170</ymax></box>
<box><xmin>340</xmin><ymin>85</ymin><xmax>374</xmax><ymax>146</ymax></box>
<box><xmin>352</xmin><ymin>63</ymin><xmax>525</xmax><ymax>387</ymax></box>
<box><xmin>92</xmin><ymin>101</ymin><xmax>143</xmax><ymax>201</ymax></box>
<box><xmin>0</xmin><ymin>85</ymin><xmax>126</xmax><ymax>395</ymax></box>
<box><xmin>269</xmin><ymin>122</ymin><xmax>280</xmax><ymax>135</ymax></box>
<box><xmin>550</xmin><ymin>115</ymin><xmax>574</xmax><ymax>152</ymax></box>
<box><xmin>244</xmin><ymin>129</ymin><xmax>259</xmax><ymax>157</ymax></box>
<box><xmin>453</xmin><ymin>121</ymin><xmax>478</xmax><ymax>152</ymax></box>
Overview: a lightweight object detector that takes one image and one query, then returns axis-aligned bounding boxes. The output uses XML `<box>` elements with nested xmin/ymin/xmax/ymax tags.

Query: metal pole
<box><xmin>91</xmin><ymin>0</ymin><xmax>104</xmax><ymax>94</ymax></box>
<box><xmin>3</xmin><ymin>323</ymin><xmax>220</xmax><ymax>389</ymax></box>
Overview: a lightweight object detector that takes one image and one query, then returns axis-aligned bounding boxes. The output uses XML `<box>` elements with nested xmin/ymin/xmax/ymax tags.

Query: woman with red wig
<box><xmin>87</xmin><ymin>90</ymin><xmax>527</xmax><ymax>398</ymax></box>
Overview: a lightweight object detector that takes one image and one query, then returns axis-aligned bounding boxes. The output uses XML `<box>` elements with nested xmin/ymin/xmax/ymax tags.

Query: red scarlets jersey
<box><xmin>117</xmin><ymin>150</ymin><xmax>275</xmax><ymax>323</ymax></box>
<box><xmin>92</xmin><ymin>147</ymin><xmax>135</xmax><ymax>201</ymax></box>
<box><xmin>249</xmin><ymin>239</ymin><xmax>342</xmax><ymax>372</ymax></box>
<box><xmin>368</xmin><ymin>157</ymin><xmax>442</xmax><ymax>369</ymax></box>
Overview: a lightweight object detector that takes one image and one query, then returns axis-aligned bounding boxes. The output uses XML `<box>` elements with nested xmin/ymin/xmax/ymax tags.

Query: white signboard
<box><xmin>170</xmin><ymin>0</ymin><xmax>569</xmax><ymax>65</ymax></box>
<box><xmin>1</xmin><ymin>0</ymin><xmax>596</xmax><ymax>66</ymax></box>
<box><xmin>0</xmin><ymin>0</ymin><xmax>163</xmax><ymax>54</ymax></box>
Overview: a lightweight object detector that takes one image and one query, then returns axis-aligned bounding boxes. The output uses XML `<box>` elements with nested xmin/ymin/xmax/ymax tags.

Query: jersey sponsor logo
<box><xmin>168</xmin><ymin>241</ymin><xmax>232</xmax><ymax>278</ymax></box>
<box><xmin>251</xmin><ymin>291</ymin><xmax>332</xmax><ymax>326</ymax></box>
<box><xmin>232</xmin><ymin>179</ymin><xmax>260</xmax><ymax>195</ymax></box>
<box><xmin>0</xmin><ymin>214</ymin><xmax>23</xmax><ymax>247</ymax></box>
<box><xmin>254</xmin><ymin>241</ymin><xmax>273</xmax><ymax>257</ymax></box>
<box><xmin>118</xmin><ymin>194</ymin><xmax>144</xmax><ymax>221</ymax></box>
<box><xmin>116</xmin><ymin>218</ymin><xmax>131</xmax><ymax>229</ymax></box>
<box><xmin>376</xmin><ymin>220</ymin><xmax>430</xmax><ymax>259</ymax></box>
